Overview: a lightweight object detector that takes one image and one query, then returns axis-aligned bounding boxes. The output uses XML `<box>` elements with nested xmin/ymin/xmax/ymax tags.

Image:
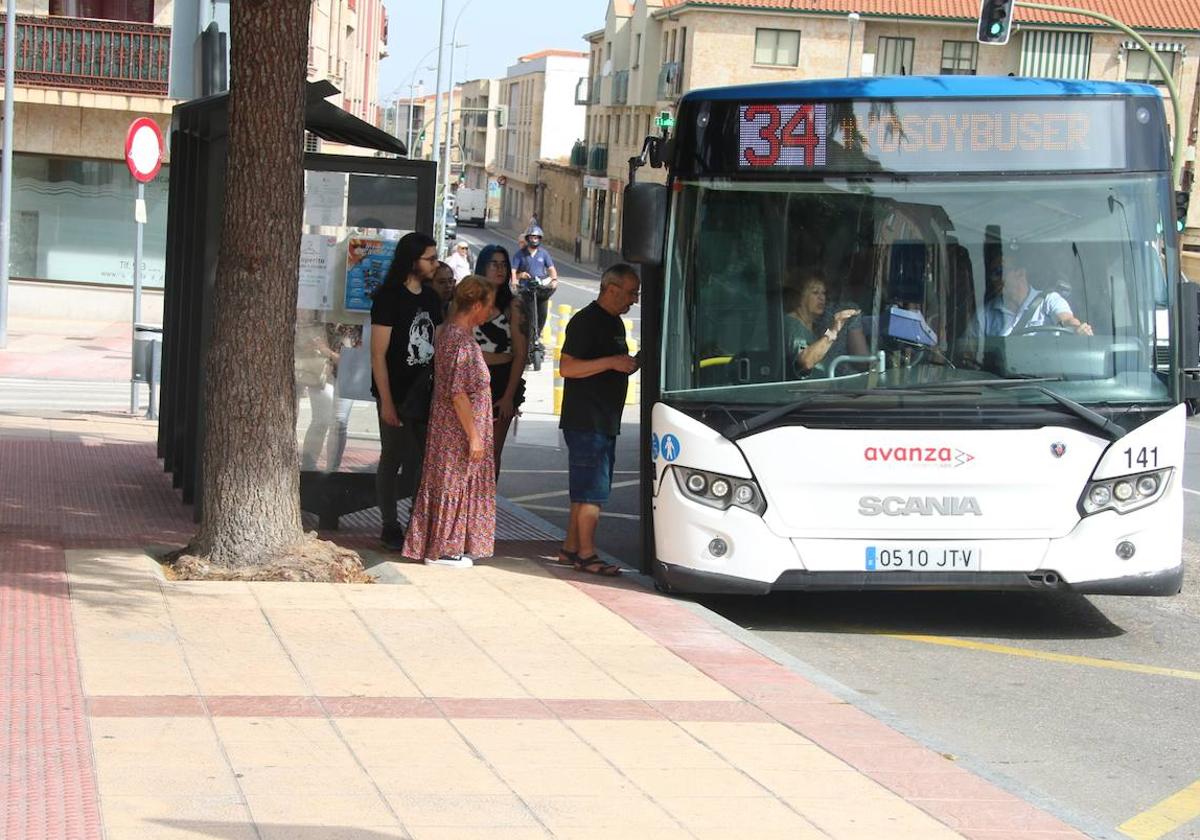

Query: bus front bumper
<box><xmin>653</xmin><ymin>476</ymin><xmax>1184</xmax><ymax>596</ymax></box>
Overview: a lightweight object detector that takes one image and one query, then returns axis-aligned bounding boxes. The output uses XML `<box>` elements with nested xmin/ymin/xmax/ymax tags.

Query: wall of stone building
<box><xmin>537</xmin><ymin>163</ymin><xmax>582</xmax><ymax>255</ymax></box>
<box><xmin>13</xmin><ymin>102</ymin><xmax>172</xmax><ymax>161</ymax></box>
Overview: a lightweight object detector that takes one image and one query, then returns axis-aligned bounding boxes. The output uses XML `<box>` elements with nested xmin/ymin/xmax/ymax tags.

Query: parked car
<box><xmin>444</xmin><ymin>208</ymin><xmax>457</xmax><ymax>240</ymax></box>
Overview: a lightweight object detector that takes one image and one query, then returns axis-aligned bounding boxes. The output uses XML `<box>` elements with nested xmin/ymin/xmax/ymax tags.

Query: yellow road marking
<box><xmin>882</xmin><ymin>634</ymin><xmax>1200</xmax><ymax>682</ymax></box>
<box><xmin>1118</xmin><ymin>779</ymin><xmax>1200</xmax><ymax>840</ymax></box>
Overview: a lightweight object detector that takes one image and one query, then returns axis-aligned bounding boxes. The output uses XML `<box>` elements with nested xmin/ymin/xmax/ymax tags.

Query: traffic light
<box><xmin>1177</xmin><ymin>190</ymin><xmax>1191</xmax><ymax>233</ymax></box>
<box><xmin>977</xmin><ymin>0</ymin><xmax>1016</xmax><ymax>46</ymax></box>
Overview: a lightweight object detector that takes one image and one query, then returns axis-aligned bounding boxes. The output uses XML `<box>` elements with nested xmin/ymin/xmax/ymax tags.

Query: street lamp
<box><xmin>846</xmin><ymin>12</ymin><xmax>861</xmax><ymax>77</ymax></box>
<box><xmin>433</xmin><ymin>0</ymin><xmax>478</xmax><ymax>250</ymax></box>
<box><xmin>441</xmin><ymin>39</ymin><xmax>468</xmax><ymax>244</ymax></box>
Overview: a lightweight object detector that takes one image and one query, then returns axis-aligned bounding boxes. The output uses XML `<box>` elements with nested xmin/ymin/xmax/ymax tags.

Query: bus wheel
<box><xmin>652</xmin><ymin>564</ymin><xmax>673</xmax><ymax>594</ymax></box>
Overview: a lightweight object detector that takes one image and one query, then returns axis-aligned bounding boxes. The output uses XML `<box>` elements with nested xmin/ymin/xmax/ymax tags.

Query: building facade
<box><xmin>496</xmin><ymin>49</ymin><xmax>589</xmax><ymax>233</ymax></box>
<box><xmin>388</xmin><ymin>87</ymin><xmax>462</xmax><ymax>162</ymax></box>
<box><xmin>459</xmin><ymin>77</ymin><xmax>500</xmax><ymax>221</ymax></box>
<box><xmin>3</xmin><ymin>0</ymin><xmax>388</xmax><ymax>319</ymax></box>
<box><xmin>578</xmin><ymin>0</ymin><xmax>1200</xmax><ymax>272</ymax></box>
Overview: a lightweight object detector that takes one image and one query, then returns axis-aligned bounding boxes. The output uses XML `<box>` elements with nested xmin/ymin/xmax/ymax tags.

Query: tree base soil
<box><xmin>165</xmin><ymin>535</ymin><xmax>374</xmax><ymax>583</ymax></box>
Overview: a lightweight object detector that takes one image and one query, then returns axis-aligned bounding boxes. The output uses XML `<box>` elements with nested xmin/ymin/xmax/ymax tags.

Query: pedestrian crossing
<box><xmin>0</xmin><ymin>378</ymin><xmax>146</xmax><ymax>414</ymax></box>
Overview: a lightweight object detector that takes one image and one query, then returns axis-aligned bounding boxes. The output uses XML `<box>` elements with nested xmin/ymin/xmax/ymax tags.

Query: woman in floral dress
<box><xmin>403</xmin><ymin>276</ymin><xmax>497</xmax><ymax>567</ymax></box>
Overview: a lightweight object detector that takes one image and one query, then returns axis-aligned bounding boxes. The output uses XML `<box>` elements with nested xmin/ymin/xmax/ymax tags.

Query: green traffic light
<box><xmin>990</xmin><ymin>22</ymin><xmax>1002</xmax><ymax>35</ymax></box>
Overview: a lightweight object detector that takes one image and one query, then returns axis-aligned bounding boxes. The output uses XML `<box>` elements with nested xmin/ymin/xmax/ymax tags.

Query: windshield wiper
<box><xmin>723</xmin><ymin>392</ymin><xmax>866</xmax><ymax>439</ymax></box>
<box><xmin>892</xmin><ymin>377</ymin><xmax>1126</xmax><ymax>440</ymax></box>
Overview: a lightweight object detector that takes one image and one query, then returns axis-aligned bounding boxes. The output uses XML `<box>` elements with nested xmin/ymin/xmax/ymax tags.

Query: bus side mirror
<box><xmin>622</xmin><ymin>182</ymin><xmax>667</xmax><ymax>267</ymax></box>
<box><xmin>1181</xmin><ymin>279</ymin><xmax>1200</xmax><ymax>372</ymax></box>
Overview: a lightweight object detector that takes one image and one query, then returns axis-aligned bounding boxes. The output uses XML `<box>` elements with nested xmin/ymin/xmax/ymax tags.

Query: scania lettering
<box><xmin>622</xmin><ymin>77</ymin><xmax>1199</xmax><ymax>595</ymax></box>
<box><xmin>858</xmin><ymin>496</ymin><xmax>983</xmax><ymax>517</ymax></box>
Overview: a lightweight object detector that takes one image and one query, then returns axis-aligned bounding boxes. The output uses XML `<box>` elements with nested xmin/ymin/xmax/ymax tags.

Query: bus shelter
<box><xmin>158</xmin><ymin>80</ymin><xmax>437</xmax><ymax>526</ymax></box>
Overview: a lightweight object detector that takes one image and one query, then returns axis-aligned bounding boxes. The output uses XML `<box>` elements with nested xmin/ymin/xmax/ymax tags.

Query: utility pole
<box><xmin>431</xmin><ymin>0</ymin><xmax>448</xmax><ymax>245</ymax></box>
<box><xmin>845</xmin><ymin>13</ymin><xmax>860</xmax><ymax>77</ymax></box>
<box><xmin>0</xmin><ymin>0</ymin><xmax>16</xmax><ymax>349</ymax></box>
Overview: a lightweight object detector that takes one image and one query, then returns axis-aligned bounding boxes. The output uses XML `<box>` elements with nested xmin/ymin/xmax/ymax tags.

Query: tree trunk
<box><xmin>191</xmin><ymin>0</ymin><xmax>311</xmax><ymax>567</ymax></box>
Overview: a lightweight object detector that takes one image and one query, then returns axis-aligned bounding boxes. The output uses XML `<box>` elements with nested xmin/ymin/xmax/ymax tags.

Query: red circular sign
<box><xmin>125</xmin><ymin>117</ymin><xmax>164</xmax><ymax>183</ymax></box>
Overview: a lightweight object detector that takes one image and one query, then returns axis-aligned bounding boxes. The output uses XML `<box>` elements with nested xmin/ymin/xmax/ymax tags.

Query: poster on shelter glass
<box><xmin>343</xmin><ymin>237</ymin><xmax>396</xmax><ymax>311</ymax></box>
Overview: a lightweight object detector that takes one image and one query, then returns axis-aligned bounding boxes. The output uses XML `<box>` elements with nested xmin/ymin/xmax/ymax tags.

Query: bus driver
<box><xmin>979</xmin><ymin>256</ymin><xmax>1093</xmax><ymax>337</ymax></box>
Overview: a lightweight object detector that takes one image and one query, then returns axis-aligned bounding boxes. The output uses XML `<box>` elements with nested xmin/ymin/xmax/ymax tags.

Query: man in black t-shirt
<box><xmin>558</xmin><ymin>264</ymin><xmax>641</xmax><ymax>575</ymax></box>
<box><xmin>370</xmin><ymin>232</ymin><xmax>443</xmax><ymax>550</ymax></box>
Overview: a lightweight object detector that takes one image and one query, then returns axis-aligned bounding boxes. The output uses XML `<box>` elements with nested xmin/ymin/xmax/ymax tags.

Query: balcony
<box><xmin>587</xmin><ymin>144</ymin><xmax>607</xmax><ymax>175</ymax></box>
<box><xmin>657</xmin><ymin>61</ymin><xmax>681</xmax><ymax>100</ymax></box>
<box><xmin>569</xmin><ymin>140</ymin><xmax>587</xmax><ymax>169</ymax></box>
<box><xmin>591</xmin><ymin>77</ymin><xmax>601</xmax><ymax>105</ymax></box>
<box><xmin>0</xmin><ymin>14</ymin><xmax>171</xmax><ymax>97</ymax></box>
<box><xmin>574</xmin><ymin>76</ymin><xmax>590</xmax><ymax>106</ymax></box>
<box><xmin>612</xmin><ymin>69</ymin><xmax>629</xmax><ymax>105</ymax></box>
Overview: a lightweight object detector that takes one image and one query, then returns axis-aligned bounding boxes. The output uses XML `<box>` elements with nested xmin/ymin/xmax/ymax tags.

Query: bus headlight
<box><xmin>1079</xmin><ymin>468</ymin><xmax>1171</xmax><ymax>516</ymax></box>
<box><xmin>674</xmin><ymin>467</ymin><xmax>766</xmax><ymax>515</ymax></box>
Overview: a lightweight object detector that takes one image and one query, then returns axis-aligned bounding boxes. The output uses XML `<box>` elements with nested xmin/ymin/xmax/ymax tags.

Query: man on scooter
<box><xmin>512</xmin><ymin>226</ymin><xmax>558</xmax><ymax>365</ymax></box>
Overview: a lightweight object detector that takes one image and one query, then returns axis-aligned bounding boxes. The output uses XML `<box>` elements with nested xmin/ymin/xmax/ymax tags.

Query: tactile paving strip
<box><xmin>0</xmin><ymin>541</ymin><xmax>103</xmax><ymax>840</ymax></box>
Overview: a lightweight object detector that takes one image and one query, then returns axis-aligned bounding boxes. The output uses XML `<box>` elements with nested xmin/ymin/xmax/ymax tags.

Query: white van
<box><xmin>454</xmin><ymin>187</ymin><xmax>487</xmax><ymax>228</ymax></box>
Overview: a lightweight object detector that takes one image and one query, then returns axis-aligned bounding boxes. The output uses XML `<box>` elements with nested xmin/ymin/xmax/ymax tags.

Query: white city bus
<box><xmin>623</xmin><ymin>77</ymin><xmax>1198</xmax><ymax>595</ymax></box>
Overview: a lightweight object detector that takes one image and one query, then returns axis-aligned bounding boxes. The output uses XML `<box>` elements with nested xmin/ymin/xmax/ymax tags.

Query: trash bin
<box><xmin>132</xmin><ymin>324</ymin><xmax>163</xmax><ymax>420</ymax></box>
<box><xmin>132</xmin><ymin>324</ymin><xmax>163</xmax><ymax>383</ymax></box>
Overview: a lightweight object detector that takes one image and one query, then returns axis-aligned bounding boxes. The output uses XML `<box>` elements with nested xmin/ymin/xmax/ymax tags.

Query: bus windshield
<box><xmin>662</xmin><ymin>173</ymin><xmax>1174</xmax><ymax>407</ymax></box>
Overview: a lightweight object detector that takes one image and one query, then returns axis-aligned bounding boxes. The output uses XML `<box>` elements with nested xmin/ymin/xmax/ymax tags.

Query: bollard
<box><xmin>555</xmin><ymin>305</ymin><xmax>574</xmax><ymax>349</ymax></box>
<box><xmin>552</xmin><ymin>344</ymin><xmax>565</xmax><ymax>416</ymax></box>
<box><xmin>625</xmin><ymin>337</ymin><xmax>639</xmax><ymax>406</ymax></box>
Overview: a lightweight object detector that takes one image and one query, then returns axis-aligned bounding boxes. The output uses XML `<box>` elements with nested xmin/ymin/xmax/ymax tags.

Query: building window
<box><xmin>754</xmin><ymin>28</ymin><xmax>800</xmax><ymax>67</ymax></box>
<box><xmin>876</xmin><ymin>37</ymin><xmax>915</xmax><ymax>75</ymax></box>
<box><xmin>634</xmin><ymin>33</ymin><xmax>642</xmax><ymax>69</ymax></box>
<box><xmin>1126</xmin><ymin>49</ymin><xmax>1177</xmax><ymax>85</ymax></box>
<box><xmin>49</xmin><ymin>0</ymin><xmax>153</xmax><ymax>22</ymax></box>
<box><xmin>1020</xmin><ymin>30</ymin><xmax>1091</xmax><ymax>79</ymax></box>
<box><xmin>940</xmin><ymin>41</ymin><xmax>978</xmax><ymax>75</ymax></box>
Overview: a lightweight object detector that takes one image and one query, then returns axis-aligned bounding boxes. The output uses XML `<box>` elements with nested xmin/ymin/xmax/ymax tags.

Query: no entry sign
<box><xmin>125</xmin><ymin>117</ymin><xmax>164</xmax><ymax>183</ymax></box>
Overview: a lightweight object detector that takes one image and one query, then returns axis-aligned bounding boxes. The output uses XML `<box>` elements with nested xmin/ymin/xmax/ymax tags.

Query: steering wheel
<box><xmin>1010</xmin><ymin>324</ymin><xmax>1077</xmax><ymax>338</ymax></box>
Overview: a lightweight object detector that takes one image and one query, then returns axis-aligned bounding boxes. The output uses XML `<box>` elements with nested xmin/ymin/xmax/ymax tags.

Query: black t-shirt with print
<box><xmin>369</xmin><ymin>282</ymin><xmax>443</xmax><ymax>405</ymax></box>
<box><xmin>560</xmin><ymin>301</ymin><xmax>629</xmax><ymax>437</ymax></box>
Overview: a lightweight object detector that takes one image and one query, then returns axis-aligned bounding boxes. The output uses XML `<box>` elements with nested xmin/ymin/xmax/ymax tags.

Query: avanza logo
<box><xmin>863</xmin><ymin>446</ymin><xmax>976</xmax><ymax>467</ymax></box>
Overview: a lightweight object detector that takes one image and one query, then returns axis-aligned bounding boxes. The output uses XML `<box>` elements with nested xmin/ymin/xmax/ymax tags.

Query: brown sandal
<box><xmin>574</xmin><ymin>556</ymin><xmax>622</xmax><ymax>576</ymax></box>
<box><xmin>555</xmin><ymin>548</ymin><xmax>580</xmax><ymax>566</ymax></box>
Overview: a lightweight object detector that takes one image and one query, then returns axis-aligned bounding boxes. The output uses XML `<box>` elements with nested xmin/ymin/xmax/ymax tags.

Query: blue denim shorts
<box><xmin>563</xmin><ymin>429</ymin><xmax>617</xmax><ymax>505</ymax></box>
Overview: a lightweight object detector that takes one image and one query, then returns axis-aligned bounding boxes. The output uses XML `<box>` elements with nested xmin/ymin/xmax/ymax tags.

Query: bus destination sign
<box><xmin>737</xmin><ymin>99</ymin><xmax>1127</xmax><ymax>173</ymax></box>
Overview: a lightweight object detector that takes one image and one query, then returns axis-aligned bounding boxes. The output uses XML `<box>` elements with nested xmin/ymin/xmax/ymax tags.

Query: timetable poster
<box><xmin>343</xmin><ymin>237</ymin><xmax>396</xmax><ymax>312</ymax></box>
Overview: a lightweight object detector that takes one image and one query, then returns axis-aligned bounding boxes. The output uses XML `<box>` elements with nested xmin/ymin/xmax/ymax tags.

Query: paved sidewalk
<box><xmin>0</xmin><ymin>320</ymin><xmax>1091</xmax><ymax>839</ymax></box>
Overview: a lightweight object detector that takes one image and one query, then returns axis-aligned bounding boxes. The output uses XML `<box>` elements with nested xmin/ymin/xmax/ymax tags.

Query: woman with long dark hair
<box><xmin>370</xmin><ymin>231</ymin><xmax>443</xmax><ymax>550</ymax></box>
<box><xmin>473</xmin><ymin>244</ymin><xmax>527</xmax><ymax>478</ymax></box>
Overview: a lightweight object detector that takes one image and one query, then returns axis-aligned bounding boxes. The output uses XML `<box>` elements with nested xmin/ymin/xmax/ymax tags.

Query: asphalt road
<box><xmin>460</xmin><ymin>223</ymin><xmax>1200</xmax><ymax>840</ymax></box>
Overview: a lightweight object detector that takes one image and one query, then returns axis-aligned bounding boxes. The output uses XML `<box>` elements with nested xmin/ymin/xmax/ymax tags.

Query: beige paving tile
<box><xmin>233</xmin><ymin>766</ymin><xmax>379</xmax><ymax>798</ymax></box>
<box><xmin>785</xmin><ymin>795</ymin><xmax>965</xmax><ymax>839</ymax></box>
<box><xmin>337</xmin><ymin>719</ymin><xmax>479</xmax><ymax>768</ymax></box>
<box><xmin>250</xmin><ymin>581</ymin><xmax>350</xmax><ymax>609</ymax></box>
<box><xmin>245</xmin><ymin>794</ymin><xmax>399</xmax><ymax>828</ymax></box>
<box><xmin>681</xmin><ymin>721</ymin><xmax>850</xmax><ymax>772</ymax></box>
<box><xmin>103</xmin><ymin>819</ymin><xmax>259</xmax><ymax>840</ymax></box>
<box><xmin>408</xmin><ymin>828</ymin><xmax>551</xmax><ymax>840</ymax></box>
<box><xmin>214</xmin><ymin>718</ymin><xmax>363</xmax><ymax>773</ymax></box>
<box><xmin>162</xmin><ymin>581</ymin><xmax>259</xmax><ymax>610</ymax></box>
<box><xmin>100</xmin><ymin>795</ymin><xmax>248</xmax><ymax>828</ymax></box>
<box><xmin>363</xmin><ymin>611</ymin><xmax>527</xmax><ymax>698</ymax></box>
<box><xmin>339</xmin><ymin>583</ymin><xmax>440</xmax><ymax>611</ymax></box>
<box><xmin>572</xmin><ymin>644</ymin><xmax>738</xmax><ymax>701</ymax></box>
<box><xmin>495</xmin><ymin>764</ymin><xmax>639</xmax><ymax>799</ymax></box>
<box><xmin>657</xmin><ymin>795</ymin><xmax>816</xmax><ymax>831</ymax></box>
<box><xmin>95</xmin><ymin>759</ymin><xmax>241</xmax><ymax>797</ymax></box>
<box><xmin>620</xmin><ymin>765</ymin><xmax>767</xmax><ymax>799</ymax></box>
<box><xmin>567</xmin><ymin>720</ymin><xmax>728</xmax><ymax>770</ymax></box>
<box><xmin>78</xmin><ymin>655</ymin><xmax>197</xmax><ymax>695</ymax></box>
<box><xmin>453</xmin><ymin>720</ymin><xmax>611</xmax><ymax>771</ymax></box>
<box><xmin>747</xmin><ymin>766</ymin><xmax>892</xmax><ymax>800</ymax></box>
<box><xmin>265</xmin><ymin>609</ymin><xmax>420</xmax><ymax>697</ymax></box>
<box><xmin>170</xmin><ymin>610</ymin><xmax>308</xmax><ymax>695</ymax></box>
<box><xmin>523</xmin><ymin>794</ymin><xmax>679</xmax><ymax>831</ymax></box>
<box><xmin>91</xmin><ymin>718</ymin><xmax>235</xmax><ymax>800</ymax></box>
<box><xmin>474</xmin><ymin>642</ymin><xmax>636</xmax><ymax>701</ymax></box>
<box><xmin>385</xmin><ymin>793</ymin><xmax>541</xmax><ymax>828</ymax></box>
<box><xmin>257</xmin><ymin>826</ymin><xmax>410</xmax><ymax>840</ymax></box>
<box><xmin>371</xmin><ymin>760</ymin><xmax>511</xmax><ymax>796</ymax></box>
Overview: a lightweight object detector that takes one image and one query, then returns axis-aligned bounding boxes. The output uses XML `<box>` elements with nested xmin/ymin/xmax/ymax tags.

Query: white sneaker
<box><xmin>426</xmin><ymin>554</ymin><xmax>474</xmax><ymax>568</ymax></box>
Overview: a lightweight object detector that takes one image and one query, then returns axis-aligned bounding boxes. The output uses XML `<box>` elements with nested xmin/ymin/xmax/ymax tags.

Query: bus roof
<box><xmin>681</xmin><ymin>75</ymin><xmax>1159</xmax><ymax>103</ymax></box>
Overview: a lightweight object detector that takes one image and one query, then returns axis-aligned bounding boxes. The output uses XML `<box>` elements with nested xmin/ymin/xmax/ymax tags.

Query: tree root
<box><xmin>165</xmin><ymin>534</ymin><xmax>374</xmax><ymax>583</ymax></box>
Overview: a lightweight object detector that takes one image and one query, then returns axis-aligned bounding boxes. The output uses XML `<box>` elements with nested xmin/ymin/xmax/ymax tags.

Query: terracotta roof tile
<box><xmin>661</xmin><ymin>0</ymin><xmax>1200</xmax><ymax>32</ymax></box>
<box><xmin>518</xmin><ymin>49</ymin><xmax>590</xmax><ymax>61</ymax></box>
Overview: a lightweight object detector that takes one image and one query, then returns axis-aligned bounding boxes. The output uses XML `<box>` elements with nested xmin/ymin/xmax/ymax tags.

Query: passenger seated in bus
<box><xmin>978</xmin><ymin>256</ymin><xmax>1093</xmax><ymax>337</ymax></box>
<box><xmin>784</xmin><ymin>271</ymin><xmax>866</xmax><ymax>377</ymax></box>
